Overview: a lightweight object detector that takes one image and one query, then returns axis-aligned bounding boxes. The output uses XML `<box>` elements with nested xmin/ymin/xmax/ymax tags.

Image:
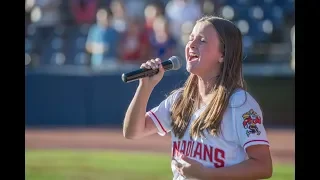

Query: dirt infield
<box><xmin>25</xmin><ymin>128</ymin><xmax>294</xmax><ymax>164</ymax></box>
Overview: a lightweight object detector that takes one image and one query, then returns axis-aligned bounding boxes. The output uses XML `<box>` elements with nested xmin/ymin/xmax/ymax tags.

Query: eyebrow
<box><xmin>189</xmin><ymin>33</ymin><xmax>206</xmax><ymax>38</ymax></box>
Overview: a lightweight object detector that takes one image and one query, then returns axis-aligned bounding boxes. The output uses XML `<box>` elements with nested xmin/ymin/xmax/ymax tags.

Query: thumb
<box><xmin>158</xmin><ymin>63</ymin><xmax>165</xmax><ymax>74</ymax></box>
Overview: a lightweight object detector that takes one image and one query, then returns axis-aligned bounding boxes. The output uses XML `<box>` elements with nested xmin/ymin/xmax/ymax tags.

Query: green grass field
<box><xmin>26</xmin><ymin>150</ymin><xmax>294</xmax><ymax>180</ymax></box>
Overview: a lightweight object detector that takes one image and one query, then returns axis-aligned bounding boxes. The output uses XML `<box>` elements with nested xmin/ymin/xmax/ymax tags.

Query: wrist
<box><xmin>137</xmin><ymin>82</ymin><xmax>154</xmax><ymax>93</ymax></box>
<box><xmin>138</xmin><ymin>82</ymin><xmax>155</xmax><ymax>91</ymax></box>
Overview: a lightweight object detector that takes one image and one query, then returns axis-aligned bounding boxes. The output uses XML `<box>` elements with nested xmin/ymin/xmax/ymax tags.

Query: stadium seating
<box><xmin>25</xmin><ymin>0</ymin><xmax>294</xmax><ymax>65</ymax></box>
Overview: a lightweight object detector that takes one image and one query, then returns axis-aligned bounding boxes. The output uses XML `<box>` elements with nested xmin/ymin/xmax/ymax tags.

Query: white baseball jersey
<box><xmin>146</xmin><ymin>89</ymin><xmax>269</xmax><ymax>180</ymax></box>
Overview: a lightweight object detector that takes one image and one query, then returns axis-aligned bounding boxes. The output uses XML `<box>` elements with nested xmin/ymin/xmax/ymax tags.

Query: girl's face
<box><xmin>185</xmin><ymin>21</ymin><xmax>223</xmax><ymax>78</ymax></box>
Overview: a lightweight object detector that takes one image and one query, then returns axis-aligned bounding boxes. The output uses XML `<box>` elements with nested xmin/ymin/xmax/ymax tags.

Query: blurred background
<box><xmin>25</xmin><ymin>0</ymin><xmax>295</xmax><ymax>69</ymax></box>
<box><xmin>25</xmin><ymin>0</ymin><xmax>295</xmax><ymax>179</ymax></box>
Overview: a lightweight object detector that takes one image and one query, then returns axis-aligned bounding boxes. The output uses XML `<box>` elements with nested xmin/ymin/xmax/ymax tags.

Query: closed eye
<box><xmin>188</xmin><ymin>35</ymin><xmax>206</xmax><ymax>43</ymax></box>
<box><xmin>189</xmin><ymin>37</ymin><xmax>206</xmax><ymax>43</ymax></box>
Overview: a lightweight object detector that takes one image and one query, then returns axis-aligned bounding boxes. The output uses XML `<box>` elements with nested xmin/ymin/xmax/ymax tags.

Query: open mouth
<box><xmin>188</xmin><ymin>53</ymin><xmax>199</xmax><ymax>62</ymax></box>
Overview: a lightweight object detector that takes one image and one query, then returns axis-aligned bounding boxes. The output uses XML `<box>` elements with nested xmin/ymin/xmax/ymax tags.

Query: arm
<box><xmin>203</xmin><ymin>93</ymin><xmax>273</xmax><ymax>179</ymax></box>
<box><xmin>123</xmin><ymin>59</ymin><xmax>166</xmax><ymax>139</ymax></box>
<box><xmin>85</xmin><ymin>27</ymin><xmax>105</xmax><ymax>54</ymax></box>
<box><xmin>85</xmin><ymin>43</ymin><xmax>93</xmax><ymax>54</ymax></box>
<box><xmin>123</xmin><ymin>84</ymin><xmax>158</xmax><ymax>139</ymax></box>
<box><xmin>201</xmin><ymin>145</ymin><xmax>272</xmax><ymax>180</ymax></box>
<box><xmin>180</xmin><ymin>92</ymin><xmax>273</xmax><ymax>180</ymax></box>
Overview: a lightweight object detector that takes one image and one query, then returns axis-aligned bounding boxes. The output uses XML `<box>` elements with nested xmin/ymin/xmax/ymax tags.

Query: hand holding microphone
<box><xmin>139</xmin><ymin>58</ymin><xmax>165</xmax><ymax>87</ymax></box>
<box><xmin>121</xmin><ymin>56</ymin><xmax>182</xmax><ymax>87</ymax></box>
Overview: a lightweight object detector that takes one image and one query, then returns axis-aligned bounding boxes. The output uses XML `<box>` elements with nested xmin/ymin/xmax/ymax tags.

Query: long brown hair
<box><xmin>170</xmin><ymin>16</ymin><xmax>246</xmax><ymax>139</ymax></box>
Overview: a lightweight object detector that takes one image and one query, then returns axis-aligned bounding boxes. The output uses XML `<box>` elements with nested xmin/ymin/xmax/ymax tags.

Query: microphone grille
<box><xmin>169</xmin><ymin>56</ymin><xmax>183</xmax><ymax>70</ymax></box>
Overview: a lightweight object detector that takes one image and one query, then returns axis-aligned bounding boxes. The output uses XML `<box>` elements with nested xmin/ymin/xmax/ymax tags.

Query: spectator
<box><xmin>70</xmin><ymin>0</ymin><xmax>97</xmax><ymax>25</ymax></box>
<box><xmin>119</xmin><ymin>18</ymin><xmax>150</xmax><ymax>64</ymax></box>
<box><xmin>86</xmin><ymin>9</ymin><xmax>120</xmax><ymax>67</ymax></box>
<box><xmin>144</xmin><ymin>2</ymin><xmax>164</xmax><ymax>37</ymax></box>
<box><xmin>32</xmin><ymin>0</ymin><xmax>61</xmax><ymax>58</ymax></box>
<box><xmin>149</xmin><ymin>16</ymin><xmax>177</xmax><ymax>60</ymax></box>
<box><xmin>110</xmin><ymin>0</ymin><xmax>127</xmax><ymax>33</ymax></box>
<box><xmin>165</xmin><ymin>0</ymin><xmax>202</xmax><ymax>40</ymax></box>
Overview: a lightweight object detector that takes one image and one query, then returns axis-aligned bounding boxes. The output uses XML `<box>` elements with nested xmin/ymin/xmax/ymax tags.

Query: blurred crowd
<box><xmin>25</xmin><ymin>0</ymin><xmax>295</xmax><ymax>69</ymax></box>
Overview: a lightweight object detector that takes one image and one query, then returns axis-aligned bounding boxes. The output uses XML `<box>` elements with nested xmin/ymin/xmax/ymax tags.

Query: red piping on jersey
<box><xmin>150</xmin><ymin>111</ymin><xmax>167</xmax><ymax>134</ymax></box>
<box><xmin>243</xmin><ymin>140</ymin><xmax>269</xmax><ymax>148</ymax></box>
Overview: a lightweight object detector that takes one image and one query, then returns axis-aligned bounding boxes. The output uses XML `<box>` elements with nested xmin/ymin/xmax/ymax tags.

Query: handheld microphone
<box><xmin>121</xmin><ymin>56</ymin><xmax>182</xmax><ymax>83</ymax></box>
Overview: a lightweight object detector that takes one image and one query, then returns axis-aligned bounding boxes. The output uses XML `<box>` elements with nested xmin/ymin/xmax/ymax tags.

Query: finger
<box><xmin>146</xmin><ymin>59</ymin><xmax>154</xmax><ymax>69</ymax></box>
<box><xmin>158</xmin><ymin>63</ymin><xmax>165</xmax><ymax>73</ymax></box>
<box><xmin>146</xmin><ymin>60</ymin><xmax>155</xmax><ymax>69</ymax></box>
<box><xmin>141</xmin><ymin>63</ymin><xmax>151</xmax><ymax>69</ymax></box>
<box><xmin>150</xmin><ymin>59</ymin><xmax>157</xmax><ymax>69</ymax></box>
<box><xmin>175</xmin><ymin>165</ymin><xmax>183</xmax><ymax>172</ymax></box>
<box><xmin>140</xmin><ymin>63</ymin><xmax>147</xmax><ymax>69</ymax></box>
<box><xmin>155</xmin><ymin>58</ymin><xmax>162</xmax><ymax>65</ymax></box>
<box><xmin>175</xmin><ymin>167</ymin><xmax>185</xmax><ymax>177</ymax></box>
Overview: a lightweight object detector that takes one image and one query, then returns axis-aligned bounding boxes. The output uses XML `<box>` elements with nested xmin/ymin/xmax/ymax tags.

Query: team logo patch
<box><xmin>242</xmin><ymin>109</ymin><xmax>262</xmax><ymax>137</ymax></box>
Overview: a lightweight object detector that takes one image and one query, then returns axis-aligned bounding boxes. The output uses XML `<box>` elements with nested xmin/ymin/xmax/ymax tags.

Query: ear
<box><xmin>219</xmin><ymin>56</ymin><xmax>224</xmax><ymax>63</ymax></box>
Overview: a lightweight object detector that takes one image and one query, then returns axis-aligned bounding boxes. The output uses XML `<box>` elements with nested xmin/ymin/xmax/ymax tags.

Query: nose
<box><xmin>189</xmin><ymin>39</ymin><xmax>197</xmax><ymax>49</ymax></box>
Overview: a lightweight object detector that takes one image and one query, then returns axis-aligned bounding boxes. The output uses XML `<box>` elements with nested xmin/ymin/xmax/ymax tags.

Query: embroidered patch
<box><xmin>242</xmin><ymin>109</ymin><xmax>262</xmax><ymax>137</ymax></box>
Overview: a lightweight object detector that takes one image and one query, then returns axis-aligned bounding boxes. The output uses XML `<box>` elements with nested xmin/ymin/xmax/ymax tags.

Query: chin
<box><xmin>186</xmin><ymin>65</ymin><xmax>200</xmax><ymax>75</ymax></box>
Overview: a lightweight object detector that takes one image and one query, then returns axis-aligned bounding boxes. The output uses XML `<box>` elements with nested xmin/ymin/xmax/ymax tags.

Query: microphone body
<box><xmin>121</xmin><ymin>56</ymin><xmax>182</xmax><ymax>83</ymax></box>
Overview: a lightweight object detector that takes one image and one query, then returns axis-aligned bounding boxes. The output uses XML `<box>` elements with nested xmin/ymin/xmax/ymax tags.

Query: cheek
<box><xmin>199</xmin><ymin>46</ymin><xmax>220</xmax><ymax>65</ymax></box>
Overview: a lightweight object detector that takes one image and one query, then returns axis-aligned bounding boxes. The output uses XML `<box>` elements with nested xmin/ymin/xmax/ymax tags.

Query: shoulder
<box><xmin>229</xmin><ymin>89</ymin><xmax>260</xmax><ymax>110</ymax></box>
<box><xmin>166</xmin><ymin>88</ymin><xmax>183</xmax><ymax>101</ymax></box>
<box><xmin>157</xmin><ymin>88</ymin><xmax>183</xmax><ymax>107</ymax></box>
<box><xmin>228</xmin><ymin>89</ymin><xmax>264</xmax><ymax>126</ymax></box>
